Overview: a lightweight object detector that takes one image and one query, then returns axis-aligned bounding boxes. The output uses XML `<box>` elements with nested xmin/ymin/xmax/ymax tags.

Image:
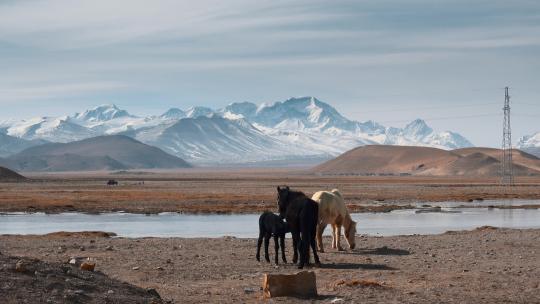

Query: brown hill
<box><xmin>0</xmin><ymin>166</ymin><xmax>26</xmax><ymax>181</ymax></box>
<box><xmin>312</xmin><ymin>145</ymin><xmax>540</xmax><ymax>176</ymax></box>
<box><xmin>0</xmin><ymin>135</ymin><xmax>191</xmax><ymax>172</ymax></box>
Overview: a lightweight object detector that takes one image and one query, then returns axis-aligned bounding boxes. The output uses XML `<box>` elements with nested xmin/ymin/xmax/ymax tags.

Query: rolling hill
<box><xmin>0</xmin><ymin>166</ymin><xmax>26</xmax><ymax>181</ymax></box>
<box><xmin>0</xmin><ymin>135</ymin><xmax>191</xmax><ymax>172</ymax></box>
<box><xmin>312</xmin><ymin>145</ymin><xmax>540</xmax><ymax>176</ymax></box>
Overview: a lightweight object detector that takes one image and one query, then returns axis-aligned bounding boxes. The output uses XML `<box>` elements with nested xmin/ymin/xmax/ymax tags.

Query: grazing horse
<box><xmin>276</xmin><ymin>186</ymin><xmax>321</xmax><ymax>269</ymax></box>
<box><xmin>256</xmin><ymin>212</ymin><xmax>288</xmax><ymax>265</ymax></box>
<box><xmin>312</xmin><ymin>189</ymin><xmax>357</xmax><ymax>252</ymax></box>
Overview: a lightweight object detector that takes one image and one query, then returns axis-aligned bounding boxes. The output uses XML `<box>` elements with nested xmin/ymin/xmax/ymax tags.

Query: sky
<box><xmin>0</xmin><ymin>0</ymin><xmax>539</xmax><ymax>147</ymax></box>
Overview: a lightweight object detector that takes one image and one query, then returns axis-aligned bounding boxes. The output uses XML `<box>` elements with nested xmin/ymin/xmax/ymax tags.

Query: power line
<box><xmin>348</xmin><ymin>102</ymin><xmax>500</xmax><ymax>115</ymax></box>
<box><xmin>376</xmin><ymin>113</ymin><xmax>501</xmax><ymax>125</ymax></box>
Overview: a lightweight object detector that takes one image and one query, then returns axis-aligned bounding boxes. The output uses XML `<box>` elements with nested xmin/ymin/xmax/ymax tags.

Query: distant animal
<box><xmin>276</xmin><ymin>186</ymin><xmax>320</xmax><ymax>269</ymax></box>
<box><xmin>107</xmin><ymin>179</ymin><xmax>118</xmax><ymax>186</ymax></box>
<box><xmin>256</xmin><ymin>211</ymin><xmax>289</xmax><ymax>265</ymax></box>
<box><xmin>312</xmin><ymin>189</ymin><xmax>357</xmax><ymax>252</ymax></box>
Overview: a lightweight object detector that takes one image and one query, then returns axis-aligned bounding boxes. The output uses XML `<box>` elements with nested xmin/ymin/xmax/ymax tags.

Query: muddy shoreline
<box><xmin>1</xmin><ymin>228</ymin><xmax>539</xmax><ymax>303</ymax></box>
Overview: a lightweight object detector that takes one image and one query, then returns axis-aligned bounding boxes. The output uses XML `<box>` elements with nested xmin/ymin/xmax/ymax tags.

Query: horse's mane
<box><xmin>286</xmin><ymin>189</ymin><xmax>309</xmax><ymax>200</ymax></box>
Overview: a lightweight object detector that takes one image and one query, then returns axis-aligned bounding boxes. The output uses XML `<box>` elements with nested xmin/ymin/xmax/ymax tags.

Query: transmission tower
<box><xmin>501</xmin><ymin>86</ymin><xmax>514</xmax><ymax>185</ymax></box>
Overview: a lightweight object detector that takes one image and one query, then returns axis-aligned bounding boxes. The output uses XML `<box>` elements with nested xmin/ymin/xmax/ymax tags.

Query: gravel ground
<box><xmin>1</xmin><ymin>228</ymin><xmax>539</xmax><ymax>303</ymax></box>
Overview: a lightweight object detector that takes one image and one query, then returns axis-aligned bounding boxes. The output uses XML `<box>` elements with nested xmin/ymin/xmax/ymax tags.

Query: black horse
<box><xmin>256</xmin><ymin>211</ymin><xmax>288</xmax><ymax>265</ymax></box>
<box><xmin>276</xmin><ymin>186</ymin><xmax>321</xmax><ymax>269</ymax></box>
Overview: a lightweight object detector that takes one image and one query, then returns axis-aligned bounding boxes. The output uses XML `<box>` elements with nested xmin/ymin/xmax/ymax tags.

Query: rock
<box><xmin>331</xmin><ymin>298</ymin><xmax>344</xmax><ymax>303</ymax></box>
<box><xmin>262</xmin><ymin>271</ymin><xmax>317</xmax><ymax>298</ymax></box>
<box><xmin>68</xmin><ymin>257</ymin><xmax>83</xmax><ymax>266</ymax></box>
<box><xmin>15</xmin><ymin>260</ymin><xmax>26</xmax><ymax>273</ymax></box>
<box><xmin>132</xmin><ymin>266</ymin><xmax>140</xmax><ymax>270</ymax></box>
<box><xmin>80</xmin><ymin>262</ymin><xmax>95</xmax><ymax>271</ymax></box>
<box><xmin>155</xmin><ymin>266</ymin><xmax>164</xmax><ymax>271</ymax></box>
<box><xmin>243</xmin><ymin>287</ymin><xmax>255</xmax><ymax>294</ymax></box>
<box><xmin>74</xmin><ymin>290</ymin><xmax>84</xmax><ymax>295</ymax></box>
<box><xmin>146</xmin><ymin>288</ymin><xmax>161</xmax><ymax>299</ymax></box>
<box><xmin>107</xmin><ymin>290</ymin><xmax>114</xmax><ymax>295</ymax></box>
<box><xmin>79</xmin><ymin>246</ymin><xmax>85</xmax><ymax>251</ymax></box>
<box><xmin>105</xmin><ymin>246</ymin><xmax>113</xmax><ymax>251</ymax></box>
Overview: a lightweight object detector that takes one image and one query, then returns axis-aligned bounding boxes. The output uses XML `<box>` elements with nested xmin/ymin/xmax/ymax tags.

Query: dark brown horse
<box><xmin>276</xmin><ymin>186</ymin><xmax>321</xmax><ymax>269</ymax></box>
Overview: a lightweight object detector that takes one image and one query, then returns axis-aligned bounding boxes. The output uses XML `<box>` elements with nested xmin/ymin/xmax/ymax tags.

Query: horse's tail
<box><xmin>331</xmin><ymin>189</ymin><xmax>342</xmax><ymax>199</ymax></box>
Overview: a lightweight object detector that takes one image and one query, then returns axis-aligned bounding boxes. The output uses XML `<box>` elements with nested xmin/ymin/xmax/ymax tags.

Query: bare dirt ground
<box><xmin>1</xmin><ymin>228</ymin><xmax>539</xmax><ymax>303</ymax></box>
<box><xmin>1</xmin><ymin>169</ymin><xmax>540</xmax><ymax>214</ymax></box>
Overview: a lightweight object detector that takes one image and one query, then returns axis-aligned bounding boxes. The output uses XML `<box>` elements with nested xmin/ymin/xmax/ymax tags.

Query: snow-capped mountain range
<box><xmin>0</xmin><ymin>97</ymin><xmax>475</xmax><ymax>164</ymax></box>
<box><xmin>517</xmin><ymin>132</ymin><xmax>540</xmax><ymax>158</ymax></box>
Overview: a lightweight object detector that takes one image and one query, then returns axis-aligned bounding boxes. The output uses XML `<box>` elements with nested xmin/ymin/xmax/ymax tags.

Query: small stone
<box><xmin>156</xmin><ymin>266</ymin><xmax>164</xmax><ymax>271</ymax></box>
<box><xmin>105</xmin><ymin>246</ymin><xmax>113</xmax><ymax>251</ymax></box>
<box><xmin>132</xmin><ymin>266</ymin><xmax>140</xmax><ymax>270</ymax></box>
<box><xmin>243</xmin><ymin>287</ymin><xmax>255</xmax><ymax>294</ymax></box>
<box><xmin>107</xmin><ymin>290</ymin><xmax>114</xmax><ymax>294</ymax></box>
<box><xmin>74</xmin><ymin>289</ymin><xmax>84</xmax><ymax>295</ymax></box>
<box><xmin>15</xmin><ymin>260</ymin><xmax>26</xmax><ymax>272</ymax></box>
<box><xmin>80</xmin><ymin>262</ymin><xmax>95</xmax><ymax>271</ymax></box>
<box><xmin>79</xmin><ymin>246</ymin><xmax>85</xmax><ymax>251</ymax></box>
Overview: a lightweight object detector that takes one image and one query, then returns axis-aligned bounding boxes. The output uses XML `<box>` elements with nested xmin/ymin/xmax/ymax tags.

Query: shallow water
<box><xmin>1</xmin><ymin>204</ymin><xmax>539</xmax><ymax>237</ymax></box>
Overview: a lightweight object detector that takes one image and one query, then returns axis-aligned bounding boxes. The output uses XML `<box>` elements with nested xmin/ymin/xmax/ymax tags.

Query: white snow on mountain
<box><xmin>131</xmin><ymin>115</ymin><xmax>316</xmax><ymax>163</ymax></box>
<box><xmin>0</xmin><ymin>97</ymin><xmax>475</xmax><ymax>163</ymax></box>
<box><xmin>160</xmin><ymin>108</ymin><xmax>186</xmax><ymax>120</ymax></box>
<box><xmin>73</xmin><ymin>104</ymin><xmax>132</xmax><ymax>122</ymax></box>
<box><xmin>517</xmin><ymin>132</ymin><xmax>540</xmax><ymax>148</ymax></box>
<box><xmin>6</xmin><ymin>116</ymin><xmax>97</xmax><ymax>143</ymax></box>
<box><xmin>185</xmin><ymin>106</ymin><xmax>214</xmax><ymax>118</ymax></box>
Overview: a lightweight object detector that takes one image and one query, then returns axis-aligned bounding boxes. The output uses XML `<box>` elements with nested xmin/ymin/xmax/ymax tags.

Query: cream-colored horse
<box><xmin>311</xmin><ymin>189</ymin><xmax>357</xmax><ymax>252</ymax></box>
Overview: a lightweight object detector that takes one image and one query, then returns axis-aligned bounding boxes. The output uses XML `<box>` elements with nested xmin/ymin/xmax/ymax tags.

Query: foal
<box><xmin>256</xmin><ymin>211</ymin><xmax>288</xmax><ymax>265</ymax></box>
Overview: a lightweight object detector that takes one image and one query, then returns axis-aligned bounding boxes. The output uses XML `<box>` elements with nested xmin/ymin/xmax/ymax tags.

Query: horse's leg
<box><xmin>280</xmin><ymin>235</ymin><xmax>287</xmax><ymax>263</ymax></box>
<box><xmin>264</xmin><ymin>234</ymin><xmax>271</xmax><ymax>262</ymax></box>
<box><xmin>273</xmin><ymin>235</ymin><xmax>279</xmax><ymax>265</ymax></box>
<box><xmin>256</xmin><ymin>231</ymin><xmax>263</xmax><ymax>261</ymax></box>
<box><xmin>297</xmin><ymin>237</ymin><xmax>306</xmax><ymax>269</ymax></box>
<box><xmin>336</xmin><ymin>224</ymin><xmax>344</xmax><ymax>251</ymax></box>
<box><xmin>331</xmin><ymin>224</ymin><xmax>338</xmax><ymax>249</ymax></box>
<box><xmin>310</xmin><ymin>226</ymin><xmax>321</xmax><ymax>267</ymax></box>
<box><xmin>316</xmin><ymin>223</ymin><xmax>327</xmax><ymax>252</ymax></box>
<box><xmin>292</xmin><ymin>231</ymin><xmax>300</xmax><ymax>264</ymax></box>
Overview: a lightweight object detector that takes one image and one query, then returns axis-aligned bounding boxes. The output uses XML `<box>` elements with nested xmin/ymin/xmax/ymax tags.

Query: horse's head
<box><xmin>344</xmin><ymin>220</ymin><xmax>357</xmax><ymax>250</ymax></box>
<box><xmin>276</xmin><ymin>186</ymin><xmax>290</xmax><ymax>219</ymax></box>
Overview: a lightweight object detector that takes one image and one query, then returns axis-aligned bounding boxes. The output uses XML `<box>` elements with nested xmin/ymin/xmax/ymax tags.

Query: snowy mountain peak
<box><xmin>74</xmin><ymin>104</ymin><xmax>132</xmax><ymax>122</ymax></box>
<box><xmin>185</xmin><ymin>106</ymin><xmax>214</xmax><ymax>118</ymax></box>
<box><xmin>250</xmin><ymin>96</ymin><xmax>352</xmax><ymax>131</ymax></box>
<box><xmin>161</xmin><ymin>108</ymin><xmax>186</xmax><ymax>120</ymax></box>
<box><xmin>517</xmin><ymin>131</ymin><xmax>540</xmax><ymax>148</ymax></box>
<box><xmin>403</xmin><ymin>119</ymin><xmax>433</xmax><ymax>138</ymax></box>
<box><xmin>222</xmin><ymin>102</ymin><xmax>257</xmax><ymax>120</ymax></box>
